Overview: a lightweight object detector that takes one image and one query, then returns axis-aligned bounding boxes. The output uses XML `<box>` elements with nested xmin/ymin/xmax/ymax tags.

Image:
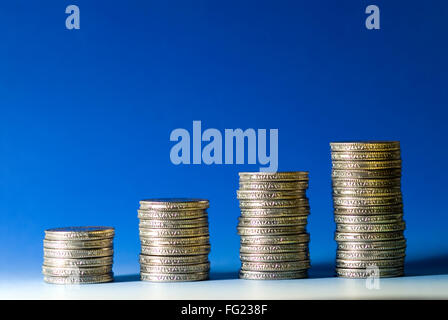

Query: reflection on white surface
<box><xmin>1</xmin><ymin>274</ymin><xmax>447</xmax><ymax>299</ymax></box>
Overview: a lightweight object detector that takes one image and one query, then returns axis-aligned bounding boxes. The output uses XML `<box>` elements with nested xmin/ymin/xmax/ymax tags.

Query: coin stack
<box><xmin>237</xmin><ymin>172</ymin><xmax>311</xmax><ymax>280</ymax></box>
<box><xmin>43</xmin><ymin>226</ymin><xmax>115</xmax><ymax>284</ymax></box>
<box><xmin>138</xmin><ymin>198</ymin><xmax>211</xmax><ymax>282</ymax></box>
<box><xmin>330</xmin><ymin>141</ymin><xmax>406</xmax><ymax>278</ymax></box>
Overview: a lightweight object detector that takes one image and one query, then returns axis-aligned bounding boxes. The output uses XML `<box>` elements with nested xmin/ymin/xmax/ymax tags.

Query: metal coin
<box><xmin>237</xmin><ymin>225</ymin><xmax>307</xmax><ymax>236</ymax></box>
<box><xmin>333</xmin><ymin>196</ymin><xmax>403</xmax><ymax>207</ymax></box>
<box><xmin>239</xmin><ymin>234</ymin><xmax>310</xmax><ymax>245</ymax></box>
<box><xmin>43</xmin><ymin>273</ymin><xmax>114</xmax><ymax>284</ymax></box>
<box><xmin>336</xmin><ymin>248</ymin><xmax>406</xmax><ymax>260</ymax></box>
<box><xmin>139</xmin><ymin>254</ymin><xmax>209</xmax><ymax>266</ymax></box>
<box><xmin>240</xmin><ymin>243</ymin><xmax>308</xmax><ymax>254</ymax></box>
<box><xmin>332</xmin><ymin>169</ymin><xmax>401</xmax><ymax>179</ymax></box>
<box><xmin>332</xmin><ymin>178</ymin><xmax>401</xmax><ymax>188</ymax></box>
<box><xmin>43</xmin><ymin>247</ymin><xmax>113</xmax><ymax>259</ymax></box>
<box><xmin>333</xmin><ymin>204</ymin><xmax>403</xmax><ymax>215</ymax></box>
<box><xmin>140</xmin><ymin>272</ymin><xmax>208</xmax><ymax>282</ymax></box>
<box><xmin>336</xmin><ymin>267</ymin><xmax>404</xmax><ymax>278</ymax></box>
<box><xmin>336</xmin><ymin>221</ymin><xmax>406</xmax><ymax>233</ymax></box>
<box><xmin>239</xmin><ymin>198</ymin><xmax>309</xmax><ymax>209</ymax></box>
<box><xmin>330</xmin><ymin>141</ymin><xmax>400</xmax><ymax>152</ymax></box>
<box><xmin>140</xmin><ymin>263</ymin><xmax>210</xmax><ymax>274</ymax></box>
<box><xmin>337</xmin><ymin>239</ymin><xmax>406</xmax><ymax>251</ymax></box>
<box><xmin>139</xmin><ymin>226</ymin><xmax>209</xmax><ymax>238</ymax></box>
<box><xmin>332</xmin><ymin>187</ymin><xmax>402</xmax><ymax>197</ymax></box>
<box><xmin>139</xmin><ymin>198</ymin><xmax>209</xmax><ymax>211</ymax></box>
<box><xmin>237</xmin><ymin>190</ymin><xmax>306</xmax><ymax>200</ymax></box>
<box><xmin>44</xmin><ymin>226</ymin><xmax>115</xmax><ymax>241</ymax></box>
<box><xmin>240</xmin><ymin>252</ymin><xmax>309</xmax><ymax>262</ymax></box>
<box><xmin>43</xmin><ymin>256</ymin><xmax>113</xmax><ymax>268</ymax></box>
<box><xmin>241</xmin><ymin>260</ymin><xmax>310</xmax><ymax>272</ymax></box>
<box><xmin>139</xmin><ymin>217</ymin><xmax>208</xmax><ymax>229</ymax></box>
<box><xmin>141</xmin><ymin>245</ymin><xmax>211</xmax><ymax>256</ymax></box>
<box><xmin>240</xmin><ymin>207</ymin><xmax>310</xmax><ymax>217</ymax></box>
<box><xmin>239</xmin><ymin>181</ymin><xmax>309</xmax><ymax>191</ymax></box>
<box><xmin>331</xmin><ymin>150</ymin><xmax>401</xmax><ymax>161</ymax></box>
<box><xmin>336</xmin><ymin>258</ymin><xmax>405</xmax><ymax>269</ymax></box>
<box><xmin>335</xmin><ymin>231</ymin><xmax>405</xmax><ymax>242</ymax></box>
<box><xmin>138</xmin><ymin>209</ymin><xmax>207</xmax><ymax>220</ymax></box>
<box><xmin>239</xmin><ymin>171</ymin><xmax>309</xmax><ymax>182</ymax></box>
<box><xmin>238</xmin><ymin>216</ymin><xmax>308</xmax><ymax>227</ymax></box>
<box><xmin>140</xmin><ymin>236</ymin><xmax>210</xmax><ymax>247</ymax></box>
<box><xmin>239</xmin><ymin>270</ymin><xmax>308</xmax><ymax>280</ymax></box>
<box><xmin>332</xmin><ymin>160</ymin><xmax>402</xmax><ymax>170</ymax></box>
<box><xmin>334</xmin><ymin>214</ymin><xmax>403</xmax><ymax>224</ymax></box>
<box><xmin>42</xmin><ymin>265</ymin><xmax>112</xmax><ymax>276</ymax></box>
<box><xmin>43</xmin><ymin>238</ymin><xmax>113</xmax><ymax>249</ymax></box>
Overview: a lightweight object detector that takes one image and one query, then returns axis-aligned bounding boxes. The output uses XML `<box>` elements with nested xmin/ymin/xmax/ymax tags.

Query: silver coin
<box><xmin>140</xmin><ymin>236</ymin><xmax>210</xmax><ymax>247</ymax></box>
<box><xmin>330</xmin><ymin>141</ymin><xmax>400</xmax><ymax>152</ymax></box>
<box><xmin>336</xmin><ymin>248</ymin><xmax>406</xmax><ymax>260</ymax></box>
<box><xmin>332</xmin><ymin>178</ymin><xmax>401</xmax><ymax>188</ymax></box>
<box><xmin>331</xmin><ymin>150</ymin><xmax>401</xmax><ymax>161</ymax></box>
<box><xmin>139</xmin><ymin>254</ymin><xmax>209</xmax><ymax>266</ymax></box>
<box><xmin>237</xmin><ymin>225</ymin><xmax>307</xmax><ymax>236</ymax></box>
<box><xmin>240</xmin><ymin>251</ymin><xmax>309</xmax><ymax>262</ymax></box>
<box><xmin>140</xmin><ymin>272</ymin><xmax>208</xmax><ymax>282</ymax></box>
<box><xmin>237</xmin><ymin>190</ymin><xmax>306</xmax><ymax>200</ymax></box>
<box><xmin>43</xmin><ymin>247</ymin><xmax>113</xmax><ymax>259</ymax></box>
<box><xmin>332</xmin><ymin>187</ymin><xmax>402</xmax><ymax>197</ymax></box>
<box><xmin>332</xmin><ymin>169</ymin><xmax>401</xmax><ymax>179</ymax></box>
<box><xmin>140</xmin><ymin>263</ymin><xmax>210</xmax><ymax>274</ymax></box>
<box><xmin>336</xmin><ymin>258</ymin><xmax>405</xmax><ymax>269</ymax></box>
<box><xmin>337</xmin><ymin>239</ymin><xmax>406</xmax><ymax>251</ymax></box>
<box><xmin>43</xmin><ymin>256</ymin><xmax>113</xmax><ymax>268</ymax></box>
<box><xmin>138</xmin><ymin>209</ymin><xmax>207</xmax><ymax>220</ymax></box>
<box><xmin>239</xmin><ymin>233</ymin><xmax>310</xmax><ymax>245</ymax></box>
<box><xmin>239</xmin><ymin>172</ymin><xmax>309</xmax><ymax>182</ymax></box>
<box><xmin>241</xmin><ymin>260</ymin><xmax>310</xmax><ymax>272</ymax></box>
<box><xmin>240</xmin><ymin>243</ymin><xmax>308</xmax><ymax>254</ymax></box>
<box><xmin>240</xmin><ymin>207</ymin><xmax>310</xmax><ymax>217</ymax></box>
<box><xmin>336</xmin><ymin>221</ymin><xmax>406</xmax><ymax>233</ymax></box>
<box><xmin>336</xmin><ymin>267</ymin><xmax>404</xmax><ymax>278</ymax></box>
<box><xmin>43</xmin><ymin>238</ymin><xmax>113</xmax><ymax>249</ymax></box>
<box><xmin>239</xmin><ymin>181</ymin><xmax>309</xmax><ymax>191</ymax></box>
<box><xmin>239</xmin><ymin>198</ymin><xmax>309</xmax><ymax>209</ymax></box>
<box><xmin>334</xmin><ymin>214</ymin><xmax>403</xmax><ymax>224</ymax></box>
<box><xmin>332</xmin><ymin>160</ymin><xmax>402</xmax><ymax>170</ymax></box>
<box><xmin>44</xmin><ymin>226</ymin><xmax>115</xmax><ymax>241</ymax></box>
<box><xmin>139</xmin><ymin>198</ymin><xmax>209</xmax><ymax>211</ymax></box>
<box><xmin>141</xmin><ymin>245</ymin><xmax>211</xmax><ymax>256</ymax></box>
<box><xmin>332</xmin><ymin>196</ymin><xmax>403</xmax><ymax>207</ymax></box>
<box><xmin>335</xmin><ymin>231</ymin><xmax>405</xmax><ymax>242</ymax></box>
<box><xmin>238</xmin><ymin>216</ymin><xmax>308</xmax><ymax>227</ymax></box>
<box><xmin>139</xmin><ymin>226</ymin><xmax>209</xmax><ymax>238</ymax></box>
<box><xmin>334</xmin><ymin>204</ymin><xmax>403</xmax><ymax>215</ymax></box>
<box><xmin>42</xmin><ymin>265</ymin><xmax>112</xmax><ymax>276</ymax></box>
<box><xmin>239</xmin><ymin>270</ymin><xmax>308</xmax><ymax>280</ymax></box>
<box><xmin>43</xmin><ymin>273</ymin><xmax>114</xmax><ymax>284</ymax></box>
<box><xmin>139</xmin><ymin>217</ymin><xmax>208</xmax><ymax>229</ymax></box>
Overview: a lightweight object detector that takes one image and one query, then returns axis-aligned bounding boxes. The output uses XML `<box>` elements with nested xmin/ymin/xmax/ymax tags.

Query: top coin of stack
<box><xmin>330</xmin><ymin>141</ymin><xmax>406</xmax><ymax>278</ymax></box>
<box><xmin>43</xmin><ymin>226</ymin><xmax>115</xmax><ymax>284</ymax></box>
<box><xmin>138</xmin><ymin>198</ymin><xmax>211</xmax><ymax>282</ymax></box>
<box><xmin>237</xmin><ymin>172</ymin><xmax>311</xmax><ymax>280</ymax></box>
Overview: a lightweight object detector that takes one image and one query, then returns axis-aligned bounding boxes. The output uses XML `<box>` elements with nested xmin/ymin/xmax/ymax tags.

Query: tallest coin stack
<box><xmin>330</xmin><ymin>141</ymin><xmax>406</xmax><ymax>278</ymax></box>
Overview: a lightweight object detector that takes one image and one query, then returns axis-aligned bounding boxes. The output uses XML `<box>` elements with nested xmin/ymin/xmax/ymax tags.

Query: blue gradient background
<box><xmin>0</xmin><ymin>1</ymin><xmax>447</xmax><ymax>280</ymax></box>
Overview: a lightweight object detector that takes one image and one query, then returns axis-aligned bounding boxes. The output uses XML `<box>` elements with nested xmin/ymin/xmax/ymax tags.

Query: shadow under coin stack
<box><xmin>237</xmin><ymin>172</ymin><xmax>311</xmax><ymax>280</ymax></box>
<box><xmin>330</xmin><ymin>141</ymin><xmax>406</xmax><ymax>278</ymax></box>
<box><xmin>138</xmin><ymin>199</ymin><xmax>211</xmax><ymax>282</ymax></box>
<box><xmin>43</xmin><ymin>226</ymin><xmax>115</xmax><ymax>284</ymax></box>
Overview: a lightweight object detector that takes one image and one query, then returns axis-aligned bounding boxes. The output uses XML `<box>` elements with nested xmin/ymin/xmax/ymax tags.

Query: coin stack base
<box><xmin>330</xmin><ymin>141</ymin><xmax>406</xmax><ymax>278</ymax></box>
<box><xmin>43</xmin><ymin>227</ymin><xmax>115</xmax><ymax>284</ymax></box>
<box><xmin>237</xmin><ymin>172</ymin><xmax>311</xmax><ymax>280</ymax></box>
<box><xmin>138</xmin><ymin>198</ymin><xmax>211</xmax><ymax>282</ymax></box>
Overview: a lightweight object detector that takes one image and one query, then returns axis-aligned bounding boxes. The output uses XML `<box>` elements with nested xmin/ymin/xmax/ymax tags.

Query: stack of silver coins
<box><xmin>43</xmin><ymin>227</ymin><xmax>115</xmax><ymax>284</ymax></box>
<box><xmin>330</xmin><ymin>141</ymin><xmax>406</xmax><ymax>278</ymax></box>
<box><xmin>237</xmin><ymin>172</ymin><xmax>311</xmax><ymax>280</ymax></box>
<box><xmin>138</xmin><ymin>198</ymin><xmax>211</xmax><ymax>282</ymax></box>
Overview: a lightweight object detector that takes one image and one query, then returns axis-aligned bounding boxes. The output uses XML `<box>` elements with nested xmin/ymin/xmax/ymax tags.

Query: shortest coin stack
<box><xmin>138</xmin><ymin>198</ymin><xmax>211</xmax><ymax>282</ymax></box>
<box><xmin>237</xmin><ymin>172</ymin><xmax>311</xmax><ymax>280</ymax></box>
<box><xmin>43</xmin><ymin>226</ymin><xmax>115</xmax><ymax>284</ymax></box>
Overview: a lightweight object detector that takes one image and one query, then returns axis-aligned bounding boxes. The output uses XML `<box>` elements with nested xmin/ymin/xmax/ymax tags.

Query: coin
<box><xmin>336</xmin><ymin>267</ymin><xmax>404</xmax><ymax>278</ymax></box>
<box><xmin>337</xmin><ymin>239</ymin><xmax>406</xmax><ymax>251</ymax></box>
<box><xmin>139</xmin><ymin>217</ymin><xmax>208</xmax><ymax>229</ymax></box>
<box><xmin>236</xmin><ymin>190</ymin><xmax>306</xmax><ymax>200</ymax></box>
<box><xmin>141</xmin><ymin>245</ymin><xmax>211</xmax><ymax>256</ymax></box>
<box><xmin>241</xmin><ymin>260</ymin><xmax>310</xmax><ymax>272</ymax></box>
<box><xmin>335</xmin><ymin>231</ymin><xmax>405</xmax><ymax>242</ymax></box>
<box><xmin>336</xmin><ymin>258</ymin><xmax>405</xmax><ymax>269</ymax></box>
<box><xmin>239</xmin><ymin>270</ymin><xmax>308</xmax><ymax>280</ymax></box>
<box><xmin>238</xmin><ymin>216</ymin><xmax>308</xmax><ymax>227</ymax></box>
<box><xmin>239</xmin><ymin>198</ymin><xmax>309</xmax><ymax>209</ymax></box>
<box><xmin>43</xmin><ymin>273</ymin><xmax>114</xmax><ymax>284</ymax></box>
<box><xmin>240</xmin><ymin>207</ymin><xmax>310</xmax><ymax>217</ymax></box>
<box><xmin>138</xmin><ymin>209</ymin><xmax>207</xmax><ymax>220</ymax></box>
<box><xmin>332</xmin><ymin>160</ymin><xmax>402</xmax><ymax>170</ymax></box>
<box><xmin>139</xmin><ymin>226</ymin><xmax>209</xmax><ymax>238</ymax></box>
<box><xmin>239</xmin><ymin>172</ymin><xmax>309</xmax><ymax>182</ymax></box>
<box><xmin>140</xmin><ymin>263</ymin><xmax>210</xmax><ymax>274</ymax></box>
<box><xmin>43</xmin><ymin>238</ymin><xmax>113</xmax><ymax>249</ymax></box>
<box><xmin>140</xmin><ymin>236</ymin><xmax>210</xmax><ymax>247</ymax></box>
<box><xmin>334</xmin><ymin>214</ymin><xmax>403</xmax><ymax>224</ymax></box>
<box><xmin>237</xmin><ymin>225</ymin><xmax>307</xmax><ymax>236</ymax></box>
<box><xmin>44</xmin><ymin>227</ymin><xmax>115</xmax><ymax>241</ymax></box>
<box><xmin>140</xmin><ymin>272</ymin><xmax>208</xmax><ymax>282</ymax></box>
<box><xmin>336</xmin><ymin>249</ymin><xmax>406</xmax><ymax>260</ymax></box>
<box><xmin>332</xmin><ymin>187</ymin><xmax>402</xmax><ymax>197</ymax></box>
<box><xmin>240</xmin><ymin>243</ymin><xmax>308</xmax><ymax>254</ymax></box>
<box><xmin>332</xmin><ymin>178</ymin><xmax>401</xmax><ymax>188</ymax></box>
<box><xmin>43</xmin><ymin>247</ymin><xmax>113</xmax><ymax>259</ymax></box>
<box><xmin>239</xmin><ymin>181</ymin><xmax>309</xmax><ymax>191</ymax></box>
<box><xmin>336</xmin><ymin>221</ymin><xmax>406</xmax><ymax>233</ymax></box>
<box><xmin>139</xmin><ymin>198</ymin><xmax>209</xmax><ymax>211</ymax></box>
<box><xmin>240</xmin><ymin>252</ymin><xmax>309</xmax><ymax>262</ymax></box>
<box><xmin>332</xmin><ymin>169</ymin><xmax>401</xmax><ymax>179</ymax></box>
<box><xmin>43</xmin><ymin>256</ymin><xmax>114</xmax><ymax>267</ymax></box>
<box><xmin>331</xmin><ymin>150</ymin><xmax>401</xmax><ymax>161</ymax></box>
<box><xmin>239</xmin><ymin>234</ymin><xmax>310</xmax><ymax>245</ymax></box>
<box><xmin>139</xmin><ymin>254</ymin><xmax>209</xmax><ymax>266</ymax></box>
<box><xmin>333</xmin><ymin>204</ymin><xmax>403</xmax><ymax>215</ymax></box>
<box><xmin>330</xmin><ymin>141</ymin><xmax>400</xmax><ymax>152</ymax></box>
<box><xmin>42</xmin><ymin>265</ymin><xmax>112</xmax><ymax>276</ymax></box>
<box><xmin>332</xmin><ymin>196</ymin><xmax>403</xmax><ymax>207</ymax></box>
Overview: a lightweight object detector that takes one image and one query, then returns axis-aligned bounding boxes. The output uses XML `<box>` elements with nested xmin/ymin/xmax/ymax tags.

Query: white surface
<box><xmin>1</xmin><ymin>274</ymin><xmax>447</xmax><ymax>299</ymax></box>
